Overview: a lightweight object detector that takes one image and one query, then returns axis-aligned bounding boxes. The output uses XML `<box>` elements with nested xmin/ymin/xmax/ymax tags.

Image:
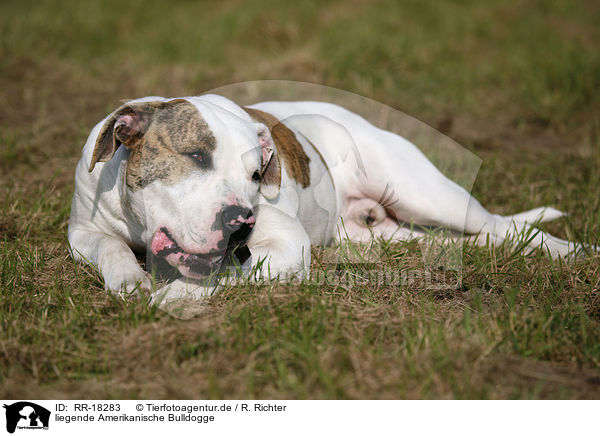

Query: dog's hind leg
<box><xmin>350</xmin><ymin>128</ymin><xmax>585</xmax><ymax>258</ymax></box>
<box><xmin>278</xmin><ymin>106</ymin><xmax>584</xmax><ymax>258</ymax></box>
<box><xmin>336</xmin><ymin>197</ymin><xmax>428</xmax><ymax>243</ymax></box>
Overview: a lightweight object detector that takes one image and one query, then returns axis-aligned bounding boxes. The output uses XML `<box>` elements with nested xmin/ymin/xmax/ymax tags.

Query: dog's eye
<box><xmin>190</xmin><ymin>152</ymin><xmax>203</xmax><ymax>162</ymax></box>
<box><xmin>185</xmin><ymin>151</ymin><xmax>212</xmax><ymax>168</ymax></box>
<box><xmin>252</xmin><ymin>170</ymin><xmax>261</xmax><ymax>182</ymax></box>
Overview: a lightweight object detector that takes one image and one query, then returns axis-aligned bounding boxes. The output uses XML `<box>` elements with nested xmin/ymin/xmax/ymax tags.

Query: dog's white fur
<box><xmin>68</xmin><ymin>95</ymin><xmax>583</xmax><ymax>304</ymax></box>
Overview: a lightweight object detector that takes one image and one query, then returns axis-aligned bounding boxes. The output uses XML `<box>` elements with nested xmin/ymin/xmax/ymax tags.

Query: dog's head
<box><xmin>89</xmin><ymin>96</ymin><xmax>281</xmax><ymax>279</ymax></box>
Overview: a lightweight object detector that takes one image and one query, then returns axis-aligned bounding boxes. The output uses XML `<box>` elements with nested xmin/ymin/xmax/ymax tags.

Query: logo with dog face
<box><xmin>2</xmin><ymin>402</ymin><xmax>50</xmax><ymax>433</ymax></box>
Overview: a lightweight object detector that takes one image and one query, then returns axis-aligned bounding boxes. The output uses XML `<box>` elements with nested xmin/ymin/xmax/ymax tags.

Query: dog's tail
<box><xmin>496</xmin><ymin>206</ymin><xmax>597</xmax><ymax>259</ymax></box>
<box><xmin>465</xmin><ymin>200</ymin><xmax>593</xmax><ymax>259</ymax></box>
<box><xmin>507</xmin><ymin>206</ymin><xmax>565</xmax><ymax>224</ymax></box>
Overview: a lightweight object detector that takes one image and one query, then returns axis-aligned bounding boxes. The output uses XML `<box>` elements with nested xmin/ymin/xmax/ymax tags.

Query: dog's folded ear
<box><xmin>88</xmin><ymin>100</ymin><xmax>164</xmax><ymax>172</ymax></box>
<box><xmin>255</xmin><ymin>123</ymin><xmax>282</xmax><ymax>200</ymax></box>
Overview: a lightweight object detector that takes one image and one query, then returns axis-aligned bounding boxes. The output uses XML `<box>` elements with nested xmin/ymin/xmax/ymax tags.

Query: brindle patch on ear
<box><xmin>243</xmin><ymin>107</ymin><xmax>311</xmax><ymax>188</ymax></box>
<box><xmin>126</xmin><ymin>99</ymin><xmax>217</xmax><ymax>189</ymax></box>
<box><xmin>89</xmin><ymin>100</ymin><xmax>165</xmax><ymax>172</ymax></box>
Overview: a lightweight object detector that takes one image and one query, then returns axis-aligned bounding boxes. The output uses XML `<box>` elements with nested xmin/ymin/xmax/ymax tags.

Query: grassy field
<box><xmin>1</xmin><ymin>0</ymin><xmax>600</xmax><ymax>399</ymax></box>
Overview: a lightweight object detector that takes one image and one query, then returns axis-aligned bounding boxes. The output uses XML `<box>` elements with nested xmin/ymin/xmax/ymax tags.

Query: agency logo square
<box><xmin>3</xmin><ymin>402</ymin><xmax>50</xmax><ymax>434</ymax></box>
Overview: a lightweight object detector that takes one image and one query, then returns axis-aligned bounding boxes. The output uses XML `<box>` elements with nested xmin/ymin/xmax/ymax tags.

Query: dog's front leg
<box><xmin>246</xmin><ymin>205</ymin><xmax>312</xmax><ymax>282</ymax></box>
<box><xmin>69</xmin><ymin>228</ymin><xmax>151</xmax><ymax>296</ymax></box>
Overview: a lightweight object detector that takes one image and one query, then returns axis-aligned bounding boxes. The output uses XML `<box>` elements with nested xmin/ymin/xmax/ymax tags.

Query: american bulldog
<box><xmin>68</xmin><ymin>94</ymin><xmax>584</xmax><ymax>302</ymax></box>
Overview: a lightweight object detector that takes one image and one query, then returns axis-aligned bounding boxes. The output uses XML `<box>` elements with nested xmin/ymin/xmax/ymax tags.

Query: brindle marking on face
<box><xmin>243</xmin><ymin>107</ymin><xmax>311</xmax><ymax>188</ymax></box>
<box><xmin>126</xmin><ymin>100</ymin><xmax>216</xmax><ymax>189</ymax></box>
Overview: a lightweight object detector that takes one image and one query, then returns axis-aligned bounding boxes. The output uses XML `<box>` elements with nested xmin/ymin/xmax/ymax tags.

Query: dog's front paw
<box><xmin>150</xmin><ymin>279</ymin><xmax>214</xmax><ymax>320</ymax></box>
<box><xmin>103</xmin><ymin>265</ymin><xmax>152</xmax><ymax>298</ymax></box>
<box><xmin>248</xmin><ymin>245</ymin><xmax>309</xmax><ymax>282</ymax></box>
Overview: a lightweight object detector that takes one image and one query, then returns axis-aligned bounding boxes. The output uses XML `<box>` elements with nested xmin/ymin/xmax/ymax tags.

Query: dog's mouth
<box><xmin>150</xmin><ymin>227</ymin><xmax>234</xmax><ymax>278</ymax></box>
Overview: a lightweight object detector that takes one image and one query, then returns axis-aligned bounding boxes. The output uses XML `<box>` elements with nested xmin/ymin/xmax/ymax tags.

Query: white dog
<box><xmin>68</xmin><ymin>95</ymin><xmax>584</xmax><ymax>303</ymax></box>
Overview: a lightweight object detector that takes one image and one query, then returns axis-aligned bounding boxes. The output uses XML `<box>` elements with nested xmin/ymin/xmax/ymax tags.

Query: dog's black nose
<box><xmin>221</xmin><ymin>205</ymin><xmax>255</xmax><ymax>247</ymax></box>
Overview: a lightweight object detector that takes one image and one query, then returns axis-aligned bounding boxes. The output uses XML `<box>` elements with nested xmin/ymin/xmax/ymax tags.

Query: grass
<box><xmin>1</xmin><ymin>0</ymin><xmax>599</xmax><ymax>399</ymax></box>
